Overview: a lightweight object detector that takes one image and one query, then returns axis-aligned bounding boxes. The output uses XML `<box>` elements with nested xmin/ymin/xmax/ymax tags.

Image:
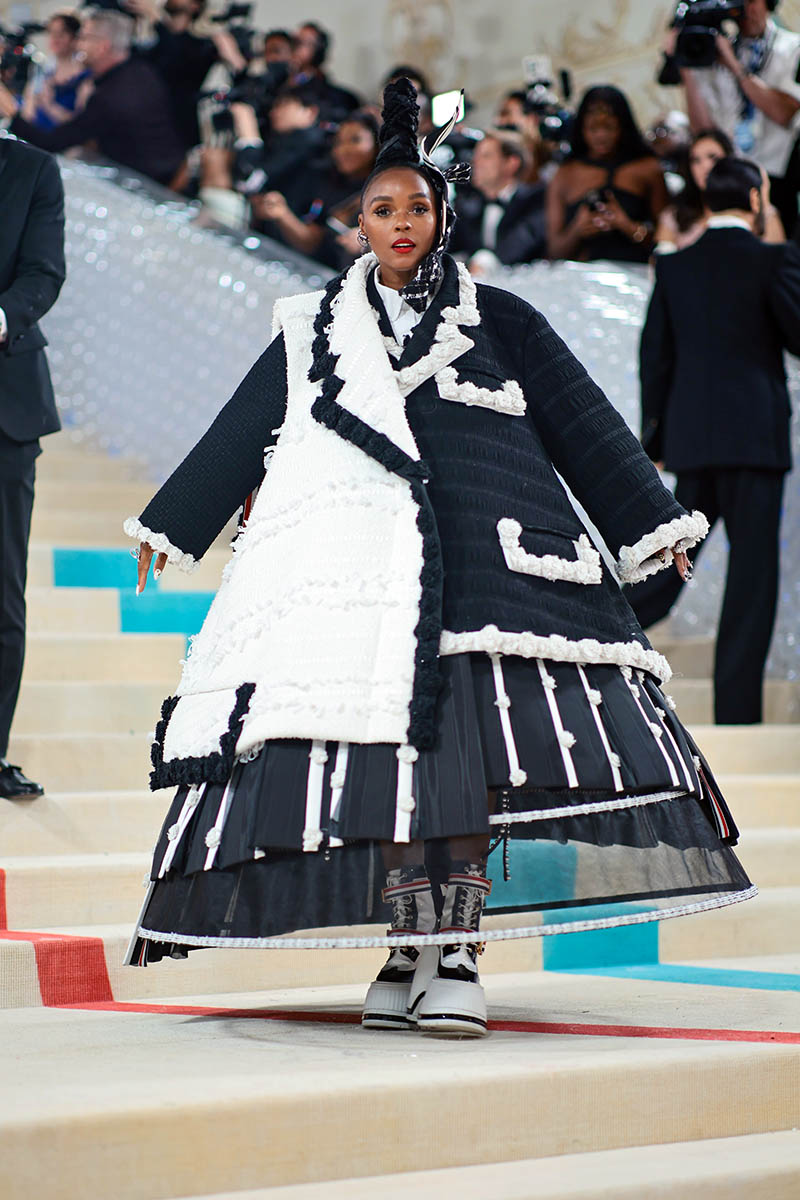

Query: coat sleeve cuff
<box><xmin>123</xmin><ymin>517</ymin><xmax>199</xmax><ymax>574</ymax></box>
<box><xmin>616</xmin><ymin>510</ymin><xmax>709</xmax><ymax>584</ymax></box>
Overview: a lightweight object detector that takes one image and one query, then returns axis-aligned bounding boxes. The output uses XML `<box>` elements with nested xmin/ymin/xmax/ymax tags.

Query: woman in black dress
<box><xmin>547</xmin><ymin>85</ymin><xmax>668</xmax><ymax>263</ymax></box>
<box><xmin>124</xmin><ymin>81</ymin><xmax>753</xmax><ymax>1038</ymax></box>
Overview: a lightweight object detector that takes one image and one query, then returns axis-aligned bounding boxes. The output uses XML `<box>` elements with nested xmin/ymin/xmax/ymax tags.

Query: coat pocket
<box><xmin>435</xmin><ymin>364</ymin><xmax>525</xmax><ymax>416</ymax></box>
<box><xmin>497</xmin><ymin>518</ymin><xmax>602</xmax><ymax>584</ymax></box>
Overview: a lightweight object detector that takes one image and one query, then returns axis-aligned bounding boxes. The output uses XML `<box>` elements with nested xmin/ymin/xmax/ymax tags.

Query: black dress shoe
<box><xmin>0</xmin><ymin>761</ymin><xmax>45</xmax><ymax>800</ymax></box>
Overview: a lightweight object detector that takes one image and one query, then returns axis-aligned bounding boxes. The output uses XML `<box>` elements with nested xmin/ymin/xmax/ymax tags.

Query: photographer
<box><xmin>19</xmin><ymin>11</ymin><xmax>92</xmax><ymax>131</ymax></box>
<box><xmin>231</xmin><ymin>81</ymin><xmax>326</xmax><ymax>197</ymax></box>
<box><xmin>673</xmin><ymin>0</ymin><xmax>800</xmax><ymax>234</ymax></box>
<box><xmin>288</xmin><ymin>21</ymin><xmax>360</xmax><ymax>125</ymax></box>
<box><xmin>0</xmin><ymin>9</ymin><xmax>185</xmax><ymax>187</ymax></box>
<box><xmin>128</xmin><ymin>0</ymin><xmax>246</xmax><ymax>152</ymax></box>
<box><xmin>449</xmin><ymin>128</ymin><xmax>547</xmax><ymax>270</ymax></box>
<box><xmin>634</xmin><ymin>156</ymin><xmax>800</xmax><ymax>723</ymax></box>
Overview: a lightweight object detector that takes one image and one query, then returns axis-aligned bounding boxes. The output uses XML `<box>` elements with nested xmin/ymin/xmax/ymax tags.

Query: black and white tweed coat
<box><xmin>126</xmin><ymin>253</ymin><xmax>706</xmax><ymax>787</ymax></box>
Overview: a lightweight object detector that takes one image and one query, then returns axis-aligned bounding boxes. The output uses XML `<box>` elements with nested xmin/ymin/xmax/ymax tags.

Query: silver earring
<box><xmin>357</xmin><ymin>230</ymin><xmax>370</xmax><ymax>248</ymax></box>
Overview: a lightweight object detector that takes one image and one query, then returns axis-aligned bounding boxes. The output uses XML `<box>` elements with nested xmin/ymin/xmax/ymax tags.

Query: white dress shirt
<box><xmin>0</xmin><ymin>307</ymin><xmax>7</xmax><ymax>344</ymax></box>
<box><xmin>480</xmin><ymin>183</ymin><xmax>517</xmax><ymax>251</ymax></box>
<box><xmin>705</xmin><ymin>215</ymin><xmax>753</xmax><ymax>232</ymax></box>
<box><xmin>373</xmin><ymin>268</ymin><xmax>428</xmax><ymax>346</ymax></box>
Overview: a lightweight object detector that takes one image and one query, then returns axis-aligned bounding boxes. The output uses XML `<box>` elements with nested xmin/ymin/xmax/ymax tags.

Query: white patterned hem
<box><xmin>489</xmin><ymin>789</ymin><xmax>685</xmax><ymax>824</ymax></box>
<box><xmin>136</xmin><ymin>885</ymin><xmax>756</xmax><ymax>950</ymax></box>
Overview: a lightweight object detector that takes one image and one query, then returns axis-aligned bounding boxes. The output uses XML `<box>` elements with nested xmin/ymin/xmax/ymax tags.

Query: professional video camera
<box><xmin>210</xmin><ymin>3</ymin><xmax>255</xmax><ymax>63</ymax></box>
<box><xmin>670</xmin><ymin>0</ymin><xmax>744</xmax><ymax>69</ymax></box>
<box><xmin>0</xmin><ymin>21</ymin><xmax>45</xmax><ymax>94</ymax></box>
<box><xmin>522</xmin><ymin>55</ymin><xmax>574</xmax><ymax>152</ymax></box>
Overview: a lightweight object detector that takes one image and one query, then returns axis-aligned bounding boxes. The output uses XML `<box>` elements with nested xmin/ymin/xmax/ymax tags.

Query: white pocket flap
<box><xmin>497</xmin><ymin>518</ymin><xmax>602</xmax><ymax>584</ymax></box>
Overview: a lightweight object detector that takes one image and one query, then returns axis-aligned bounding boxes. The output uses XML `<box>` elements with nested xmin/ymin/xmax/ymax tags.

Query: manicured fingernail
<box><xmin>154</xmin><ymin>568</ymin><xmax>162</xmax><ymax>580</ymax></box>
<box><xmin>136</xmin><ymin>584</ymin><xmax>142</xmax><ymax>596</ymax></box>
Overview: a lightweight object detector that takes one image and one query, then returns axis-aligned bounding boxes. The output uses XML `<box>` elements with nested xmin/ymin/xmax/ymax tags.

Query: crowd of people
<box><xmin>2</xmin><ymin>1</ymin><xmax>800</xmax><ymax>270</ymax></box>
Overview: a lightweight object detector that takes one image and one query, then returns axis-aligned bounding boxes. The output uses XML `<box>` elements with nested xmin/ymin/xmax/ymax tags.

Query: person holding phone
<box><xmin>547</xmin><ymin>84</ymin><xmax>668</xmax><ymax>262</ymax></box>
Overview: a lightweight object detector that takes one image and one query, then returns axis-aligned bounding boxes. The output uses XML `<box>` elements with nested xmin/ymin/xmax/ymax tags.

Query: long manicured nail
<box><xmin>153</xmin><ymin>568</ymin><xmax>162</xmax><ymax>580</ymax></box>
<box><xmin>136</xmin><ymin>584</ymin><xmax>142</xmax><ymax>596</ymax></box>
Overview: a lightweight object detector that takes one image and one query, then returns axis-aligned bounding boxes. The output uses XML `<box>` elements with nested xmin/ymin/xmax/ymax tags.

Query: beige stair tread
<box><xmin>668</xmin><ymin>680</ymin><xmax>800</xmax><ymax>724</ymax></box>
<box><xmin>716</xmin><ymin>774</ymin><xmax>800</xmax><ymax>827</ymax></box>
<box><xmin>6</xmin><ymin>731</ymin><xmax>154</xmax><ymax>792</ymax></box>
<box><xmin>13</xmin><ymin>681</ymin><xmax>166</xmax><ymax>736</ymax></box>
<box><xmin>1</xmin><ymin>972</ymin><xmax>798</xmax><ymax>1200</ymax></box>
<box><xmin>733</xmin><ymin>828</ymin><xmax>800</xmax><ymax>887</ymax></box>
<box><xmin>25</xmin><ymin>587</ymin><xmax>120</xmax><ymax>634</ymax></box>
<box><xmin>688</xmin><ymin>725</ymin><xmax>800</xmax><ymax>773</ymax></box>
<box><xmin>179</xmin><ymin>1130</ymin><xmax>800</xmax><ymax>1200</ymax></box>
<box><xmin>0</xmin><ymin>787</ymin><xmax>163</xmax><ymax>856</ymax></box>
<box><xmin>21</xmin><ymin>632</ymin><xmax>183</xmax><ymax>683</ymax></box>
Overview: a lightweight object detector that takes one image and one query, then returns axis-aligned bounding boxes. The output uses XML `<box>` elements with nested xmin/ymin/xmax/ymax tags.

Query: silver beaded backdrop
<box><xmin>41</xmin><ymin>159</ymin><xmax>800</xmax><ymax>680</ymax></box>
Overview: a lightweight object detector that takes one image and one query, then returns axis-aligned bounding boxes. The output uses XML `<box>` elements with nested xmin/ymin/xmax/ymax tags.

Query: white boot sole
<box><xmin>362</xmin><ymin>979</ymin><xmax>413</xmax><ymax>1029</ymax></box>
<box><xmin>417</xmin><ymin>976</ymin><xmax>487</xmax><ymax>1038</ymax></box>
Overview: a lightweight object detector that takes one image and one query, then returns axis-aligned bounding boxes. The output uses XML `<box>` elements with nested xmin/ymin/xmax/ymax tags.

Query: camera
<box><xmin>0</xmin><ymin>22</ymin><xmax>45</xmax><ymax>94</ymax></box>
<box><xmin>671</xmin><ymin>0</ymin><xmax>744</xmax><ymax>69</ymax></box>
<box><xmin>210</xmin><ymin>3</ymin><xmax>255</xmax><ymax>62</ymax></box>
<box><xmin>522</xmin><ymin>54</ymin><xmax>574</xmax><ymax>150</ymax></box>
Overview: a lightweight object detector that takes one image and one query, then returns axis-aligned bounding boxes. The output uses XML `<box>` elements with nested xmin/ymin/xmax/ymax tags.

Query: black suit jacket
<box><xmin>640</xmin><ymin>227</ymin><xmax>800</xmax><ymax>473</ymax></box>
<box><xmin>0</xmin><ymin>137</ymin><xmax>65</xmax><ymax>443</ymax></box>
<box><xmin>449</xmin><ymin>183</ymin><xmax>547</xmax><ymax>265</ymax></box>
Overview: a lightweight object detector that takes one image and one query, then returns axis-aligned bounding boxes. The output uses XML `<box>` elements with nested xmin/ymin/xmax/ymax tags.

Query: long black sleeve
<box><xmin>768</xmin><ymin>241</ymin><xmax>800</xmax><ymax>359</ymax></box>
<box><xmin>639</xmin><ymin>268</ymin><xmax>675</xmax><ymax>462</ymax></box>
<box><xmin>0</xmin><ymin>152</ymin><xmax>65</xmax><ymax>341</ymax></box>
<box><xmin>134</xmin><ymin>334</ymin><xmax>288</xmax><ymax>563</ymax></box>
<box><xmin>522</xmin><ymin>305</ymin><xmax>687</xmax><ymax>563</ymax></box>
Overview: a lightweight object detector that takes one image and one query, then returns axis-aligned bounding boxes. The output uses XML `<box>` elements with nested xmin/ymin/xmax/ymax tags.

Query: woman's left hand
<box><xmin>671</xmin><ymin>548</ymin><xmax>691</xmax><ymax>581</ymax></box>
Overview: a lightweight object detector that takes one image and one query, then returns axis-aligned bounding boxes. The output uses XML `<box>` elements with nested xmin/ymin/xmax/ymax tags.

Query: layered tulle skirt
<box><xmin>128</xmin><ymin>652</ymin><xmax>754</xmax><ymax>964</ymax></box>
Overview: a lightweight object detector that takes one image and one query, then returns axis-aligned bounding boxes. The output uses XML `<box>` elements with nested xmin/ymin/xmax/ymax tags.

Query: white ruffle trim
<box><xmin>136</xmin><ymin>885</ymin><xmax>757</xmax><ymax>950</ymax></box>
<box><xmin>616</xmin><ymin>511</ymin><xmax>709</xmax><ymax>585</ymax></box>
<box><xmin>439</xmin><ymin>624</ymin><xmax>672</xmax><ymax>684</ymax></box>
<box><xmin>435</xmin><ymin>365</ymin><xmax>526</xmax><ymax>416</ymax></box>
<box><xmin>123</xmin><ymin>517</ymin><xmax>199</xmax><ymax>574</ymax></box>
<box><xmin>497</xmin><ymin>519</ymin><xmax>602</xmax><ymax>585</ymax></box>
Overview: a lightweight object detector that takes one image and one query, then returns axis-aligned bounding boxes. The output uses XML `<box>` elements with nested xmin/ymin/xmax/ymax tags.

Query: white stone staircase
<box><xmin>1</xmin><ymin>436</ymin><xmax>799</xmax><ymax>1200</ymax></box>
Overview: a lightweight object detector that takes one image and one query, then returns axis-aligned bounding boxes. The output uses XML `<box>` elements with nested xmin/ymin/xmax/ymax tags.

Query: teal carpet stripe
<box><xmin>119</xmin><ymin>592</ymin><xmax>213</xmax><ymax>635</ymax></box>
<box><xmin>552</xmin><ymin>964</ymin><xmax>800</xmax><ymax>991</ymax></box>
<box><xmin>54</xmin><ymin>548</ymin><xmax>144</xmax><ymax>590</ymax></box>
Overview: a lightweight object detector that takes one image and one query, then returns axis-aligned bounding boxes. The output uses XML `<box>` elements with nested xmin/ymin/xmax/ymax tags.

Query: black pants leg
<box><xmin>626</xmin><ymin>471</ymin><xmax>719</xmax><ymax>630</ymax></box>
<box><xmin>713</xmin><ymin>468</ymin><xmax>784</xmax><ymax>725</ymax></box>
<box><xmin>0</xmin><ymin>434</ymin><xmax>39</xmax><ymax>758</ymax></box>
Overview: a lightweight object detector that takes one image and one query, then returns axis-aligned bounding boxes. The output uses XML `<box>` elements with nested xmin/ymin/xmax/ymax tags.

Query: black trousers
<box><xmin>0</xmin><ymin>431</ymin><xmax>39</xmax><ymax>757</ymax></box>
<box><xmin>627</xmin><ymin>467</ymin><xmax>784</xmax><ymax>725</ymax></box>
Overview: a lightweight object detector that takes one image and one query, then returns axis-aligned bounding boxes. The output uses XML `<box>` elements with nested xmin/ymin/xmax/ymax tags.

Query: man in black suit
<box><xmin>0</xmin><ymin>10</ymin><xmax>184</xmax><ymax>187</ymax></box>
<box><xmin>632</xmin><ymin>156</ymin><xmax>800</xmax><ymax>724</ymax></box>
<box><xmin>449</xmin><ymin>128</ymin><xmax>547</xmax><ymax>268</ymax></box>
<box><xmin>0</xmin><ymin>136</ymin><xmax>65</xmax><ymax>798</ymax></box>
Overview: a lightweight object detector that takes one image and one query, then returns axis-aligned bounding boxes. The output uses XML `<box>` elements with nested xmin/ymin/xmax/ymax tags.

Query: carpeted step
<box><xmin>176</xmin><ymin>1130</ymin><xmax>800</xmax><ymax>1200</ymax></box>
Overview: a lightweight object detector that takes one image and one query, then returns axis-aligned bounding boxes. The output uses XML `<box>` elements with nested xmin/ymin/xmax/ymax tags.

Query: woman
<box><xmin>547</xmin><ymin>85</ymin><xmax>668</xmax><ymax>262</ymax></box>
<box><xmin>252</xmin><ymin>110</ymin><xmax>380</xmax><ymax>268</ymax></box>
<box><xmin>21</xmin><ymin>11</ymin><xmax>91</xmax><ymax>130</ymax></box>
<box><xmin>124</xmin><ymin>80</ymin><xmax>753</xmax><ymax>1038</ymax></box>
<box><xmin>655</xmin><ymin>127</ymin><xmax>785</xmax><ymax>253</ymax></box>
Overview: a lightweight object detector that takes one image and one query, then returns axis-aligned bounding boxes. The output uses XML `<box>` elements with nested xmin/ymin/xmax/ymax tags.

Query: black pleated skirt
<box><xmin>128</xmin><ymin>653</ymin><xmax>754</xmax><ymax>963</ymax></box>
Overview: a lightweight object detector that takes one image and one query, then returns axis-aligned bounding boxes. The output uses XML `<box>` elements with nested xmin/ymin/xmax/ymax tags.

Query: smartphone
<box><xmin>326</xmin><ymin>216</ymin><xmax>352</xmax><ymax>236</ymax></box>
<box><xmin>431</xmin><ymin>89</ymin><xmax>464</xmax><ymax>129</ymax></box>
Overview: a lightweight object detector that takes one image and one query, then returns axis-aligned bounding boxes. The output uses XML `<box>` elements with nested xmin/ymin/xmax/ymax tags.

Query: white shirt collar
<box><xmin>706</xmin><ymin>215</ymin><xmax>753</xmax><ymax>232</ymax></box>
<box><xmin>374</xmin><ymin>269</ymin><xmax>412</xmax><ymax>323</ymax></box>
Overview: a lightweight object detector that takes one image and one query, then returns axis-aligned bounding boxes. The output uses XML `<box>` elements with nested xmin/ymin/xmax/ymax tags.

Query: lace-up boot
<box><xmin>418</xmin><ymin>862</ymin><xmax>492</xmax><ymax>1037</ymax></box>
<box><xmin>362</xmin><ymin>866</ymin><xmax>436</xmax><ymax>1029</ymax></box>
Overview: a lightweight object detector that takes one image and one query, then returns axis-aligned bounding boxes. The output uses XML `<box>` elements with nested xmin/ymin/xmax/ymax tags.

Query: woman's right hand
<box><xmin>571</xmin><ymin>203</ymin><xmax>605</xmax><ymax>239</ymax></box>
<box><xmin>136</xmin><ymin>542</ymin><xmax>168</xmax><ymax>595</ymax></box>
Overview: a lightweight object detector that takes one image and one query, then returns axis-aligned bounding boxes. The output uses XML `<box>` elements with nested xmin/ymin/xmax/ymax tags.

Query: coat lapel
<box><xmin>393</xmin><ymin>255</ymin><xmax>480</xmax><ymax>397</ymax></box>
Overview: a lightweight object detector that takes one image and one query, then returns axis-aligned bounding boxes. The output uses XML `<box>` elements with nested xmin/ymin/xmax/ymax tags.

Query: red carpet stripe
<box><xmin>56</xmin><ymin>999</ymin><xmax>800</xmax><ymax>1044</ymax></box>
<box><xmin>0</xmin><ymin>929</ymin><xmax>113</xmax><ymax>1005</ymax></box>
